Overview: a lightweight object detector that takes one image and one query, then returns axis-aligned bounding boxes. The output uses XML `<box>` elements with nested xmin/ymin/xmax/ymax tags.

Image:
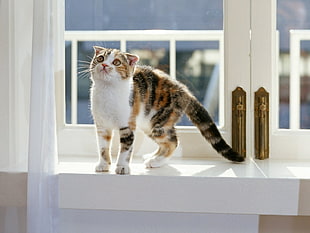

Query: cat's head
<box><xmin>90</xmin><ymin>46</ymin><xmax>139</xmax><ymax>82</ymax></box>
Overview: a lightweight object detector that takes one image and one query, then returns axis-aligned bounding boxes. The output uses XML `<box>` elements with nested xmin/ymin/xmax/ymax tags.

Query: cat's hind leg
<box><xmin>144</xmin><ymin>126</ymin><xmax>178</xmax><ymax>168</ymax></box>
<box><xmin>95</xmin><ymin>127</ymin><xmax>112</xmax><ymax>172</ymax></box>
<box><xmin>115</xmin><ymin>126</ymin><xmax>134</xmax><ymax>175</ymax></box>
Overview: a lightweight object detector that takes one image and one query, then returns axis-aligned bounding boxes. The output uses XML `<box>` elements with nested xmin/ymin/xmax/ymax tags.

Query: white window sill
<box><xmin>58</xmin><ymin>157</ymin><xmax>310</xmax><ymax>216</ymax></box>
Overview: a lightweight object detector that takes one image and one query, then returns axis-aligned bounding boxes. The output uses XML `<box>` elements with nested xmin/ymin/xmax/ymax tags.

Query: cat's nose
<box><xmin>102</xmin><ymin>63</ymin><xmax>108</xmax><ymax>68</ymax></box>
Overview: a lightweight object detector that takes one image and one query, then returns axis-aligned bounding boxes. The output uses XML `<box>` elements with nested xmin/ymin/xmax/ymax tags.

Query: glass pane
<box><xmin>277</xmin><ymin>0</ymin><xmax>310</xmax><ymax>129</ymax></box>
<box><xmin>176</xmin><ymin>41</ymin><xmax>220</xmax><ymax>126</ymax></box>
<box><xmin>65</xmin><ymin>41</ymin><xmax>72</xmax><ymax>124</ymax></box>
<box><xmin>65</xmin><ymin>0</ymin><xmax>223</xmax><ymax>125</ymax></box>
<box><xmin>65</xmin><ymin>0</ymin><xmax>222</xmax><ymax>30</ymax></box>
<box><xmin>300</xmin><ymin>41</ymin><xmax>310</xmax><ymax>129</ymax></box>
<box><xmin>127</xmin><ymin>41</ymin><xmax>170</xmax><ymax>73</ymax></box>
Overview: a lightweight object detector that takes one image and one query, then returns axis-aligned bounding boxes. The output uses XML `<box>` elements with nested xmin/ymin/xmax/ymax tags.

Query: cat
<box><xmin>88</xmin><ymin>46</ymin><xmax>244</xmax><ymax>175</ymax></box>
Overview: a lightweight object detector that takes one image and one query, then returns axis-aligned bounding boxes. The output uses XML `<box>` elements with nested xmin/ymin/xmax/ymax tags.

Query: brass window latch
<box><xmin>254</xmin><ymin>87</ymin><xmax>269</xmax><ymax>160</ymax></box>
<box><xmin>232</xmin><ymin>87</ymin><xmax>246</xmax><ymax>157</ymax></box>
<box><xmin>232</xmin><ymin>87</ymin><xmax>269</xmax><ymax>160</ymax></box>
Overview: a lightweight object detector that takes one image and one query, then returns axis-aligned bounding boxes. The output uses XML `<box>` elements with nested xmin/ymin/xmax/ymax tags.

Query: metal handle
<box><xmin>232</xmin><ymin>87</ymin><xmax>246</xmax><ymax>157</ymax></box>
<box><xmin>254</xmin><ymin>87</ymin><xmax>269</xmax><ymax>160</ymax></box>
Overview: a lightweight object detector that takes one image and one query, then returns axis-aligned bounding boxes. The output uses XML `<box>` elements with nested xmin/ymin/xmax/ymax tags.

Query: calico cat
<box><xmin>89</xmin><ymin>46</ymin><xmax>244</xmax><ymax>175</ymax></box>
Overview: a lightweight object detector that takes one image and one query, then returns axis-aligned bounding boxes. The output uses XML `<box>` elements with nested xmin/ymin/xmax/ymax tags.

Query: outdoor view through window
<box><xmin>278</xmin><ymin>0</ymin><xmax>310</xmax><ymax>129</ymax></box>
<box><xmin>65</xmin><ymin>0</ymin><xmax>310</xmax><ymax>129</ymax></box>
<box><xmin>65</xmin><ymin>0</ymin><xmax>223</xmax><ymax>125</ymax></box>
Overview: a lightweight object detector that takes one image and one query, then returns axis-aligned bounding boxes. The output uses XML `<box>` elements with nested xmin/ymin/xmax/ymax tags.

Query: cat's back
<box><xmin>132</xmin><ymin>65</ymin><xmax>192</xmax><ymax>112</ymax></box>
<box><xmin>132</xmin><ymin>65</ymin><xmax>188</xmax><ymax>96</ymax></box>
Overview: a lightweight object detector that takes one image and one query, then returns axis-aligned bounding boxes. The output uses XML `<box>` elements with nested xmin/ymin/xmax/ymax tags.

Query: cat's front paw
<box><xmin>115</xmin><ymin>165</ymin><xmax>130</xmax><ymax>175</ymax></box>
<box><xmin>95</xmin><ymin>162</ymin><xmax>110</xmax><ymax>172</ymax></box>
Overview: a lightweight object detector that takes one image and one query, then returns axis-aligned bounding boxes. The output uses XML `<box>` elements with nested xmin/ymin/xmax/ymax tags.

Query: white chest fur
<box><xmin>91</xmin><ymin>79</ymin><xmax>131</xmax><ymax>129</ymax></box>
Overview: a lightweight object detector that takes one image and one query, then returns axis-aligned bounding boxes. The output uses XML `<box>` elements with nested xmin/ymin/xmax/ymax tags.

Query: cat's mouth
<box><xmin>100</xmin><ymin>67</ymin><xmax>110</xmax><ymax>74</ymax></box>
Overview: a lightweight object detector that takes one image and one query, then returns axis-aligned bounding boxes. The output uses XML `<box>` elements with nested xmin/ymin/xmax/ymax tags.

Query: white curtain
<box><xmin>27</xmin><ymin>0</ymin><xmax>59</xmax><ymax>232</ymax></box>
<box><xmin>0</xmin><ymin>0</ymin><xmax>60</xmax><ymax>232</ymax></box>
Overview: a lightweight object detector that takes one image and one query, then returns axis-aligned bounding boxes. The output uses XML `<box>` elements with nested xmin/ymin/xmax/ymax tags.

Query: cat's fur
<box><xmin>89</xmin><ymin>46</ymin><xmax>244</xmax><ymax>175</ymax></box>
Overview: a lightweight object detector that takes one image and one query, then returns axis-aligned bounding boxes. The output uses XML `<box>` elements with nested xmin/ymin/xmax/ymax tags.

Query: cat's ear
<box><xmin>125</xmin><ymin>53</ymin><xmax>139</xmax><ymax>67</ymax></box>
<box><xmin>93</xmin><ymin>46</ymin><xmax>105</xmax><ymax>55</ymax></box>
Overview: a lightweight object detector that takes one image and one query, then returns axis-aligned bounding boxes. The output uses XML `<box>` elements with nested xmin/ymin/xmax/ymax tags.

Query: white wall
<box><xmin>0</xmin><ymin>0</ymin><xmax>32</xmax><ymax>170</ymax></box>
<box><xmin>0</xmin><ymin>0</ymin><xmax>10</xmax><ymax>168</ymax></box>
<box><xmin>259</xmin><ymin>216</ymin><xmax>310</xmax><ymax>233</ymax></box>
<box><xmin>60</xmin><ymin>209</ymin><xmax>259</xmax><ymax>233</ymax></box>
<box><xmin>0</xmin><ymin>207</ymin><xmax>27</xmax><ymax>233</ymax></box>
<box><xmin>1</xmin><ymin>207</ymin><xmax>310</xmax><ymax>233</ymax></box>
<box><xmin>60</xmin><ymin>210</ymin><xmax>310</xmax><ymax>233</ymax></box>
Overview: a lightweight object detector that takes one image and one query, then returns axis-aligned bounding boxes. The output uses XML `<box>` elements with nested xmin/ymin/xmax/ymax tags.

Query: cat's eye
<box><xmin>96</xmin><ymin>55</ymin><xmax>104</xmax><ymax>63</ymax></box>
<box><xmin>112</xmin><ymin>59</ymin><xmax>121</xmax><ymax>66</ymax></box>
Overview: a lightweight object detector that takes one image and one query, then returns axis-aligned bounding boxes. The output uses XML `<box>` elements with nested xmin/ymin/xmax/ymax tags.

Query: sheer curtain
<box><xmin>0</xmin><ymin>0</ymin><xmax>60</xmax><ymax>232</ymax></box>
<box><xmin>27</xmin><ymin>0</ymin><xmax>59</xmax><ymax>232</ymax></box>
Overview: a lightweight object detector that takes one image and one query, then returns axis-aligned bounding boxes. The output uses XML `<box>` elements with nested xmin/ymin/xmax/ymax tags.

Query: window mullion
<box><xmin>224</xmin><ymin>0</ymin><xmax>251</xmax><ymax>156</ymax></box>
<box><xmin>250</xmin><ymin>0</ymin><xmax>276</xmax><ymax>157</ymax></box>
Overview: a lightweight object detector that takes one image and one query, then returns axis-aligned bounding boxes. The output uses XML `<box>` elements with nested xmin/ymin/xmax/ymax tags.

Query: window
<box><xmin>58</xmin><ymin>0</ymin><xmax>230</xmax><ymax>159</ymax></box>
<box><xmin>278</xmin><ymin>0</ymin><xmax>310</xmax><ymax>129</ymax></box>
<box><xmin>57</xmin><ymin>0</ymin><xmax>310</xmax><ymax>161</ymax></box>
<box><xmin>64</xmin><ymin>0</ymin><xmax>224</xmax><ymax>126</ymax></box>
<box><xmin>250</xmin><ymin>0</ymin><xmax>310</xmax><ymax>159</ymax></box>
<box><xmin>64</xmin><ymin>32</ymin><xmax>224</xmax><ymax>126</ymax></box>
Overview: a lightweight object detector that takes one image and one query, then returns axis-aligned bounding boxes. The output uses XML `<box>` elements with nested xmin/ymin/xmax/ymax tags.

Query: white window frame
<box><xmin>251</xmin><ymin>0</ymin><xmax>310</xmax><ymax>159</ymax></box>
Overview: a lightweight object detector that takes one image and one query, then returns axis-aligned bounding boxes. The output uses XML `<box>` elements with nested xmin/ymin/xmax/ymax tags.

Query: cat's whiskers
<box><xmin>78</xmin><ymin>68</ymin><xmax>94</xmax><ymax>79</ymax></box>
<box><xmin>78</xmin><ymin>59</ymin><xmax>94</xmax><ymax>79</ymax></box>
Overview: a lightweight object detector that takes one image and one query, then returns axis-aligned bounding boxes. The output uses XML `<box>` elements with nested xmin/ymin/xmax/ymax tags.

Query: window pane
<box><xmin>127</xmin><ymin>41</ymin><xmax>170</xmax><ymax>73</ymax></box>
<box><xmin>300</xmin><ymin>41</ymin><xmax>310</xmax><ymax>129</ymax></box>
<box><xmin>277</xmin><ymin>0</ymin><xmax>310</xmax><ymax>129</ymax></box>
<box><xmin>176</xmin><ymin>41</ymin><xmax>220</xmax><ymax>126</ymax></box>
<box><xmin>65</xmin><ymin>0</ymin><xmax>223</xmax><ymax>125</ymax></box>
<box><xmin>65</xmin><ymin>0</ymin><xmax>222</xmax><ymax>30</ymax></box>
<box><xmin>65</xmin><ymin>41</ymin><xmax>72</xmax><ymax>124</ymax></box>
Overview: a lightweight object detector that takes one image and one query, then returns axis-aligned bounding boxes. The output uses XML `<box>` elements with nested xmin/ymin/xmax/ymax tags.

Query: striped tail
<box><xmin>185</xmin><ymin>98</ymin><xmax>244</xmax><ymax>162</ymax></box>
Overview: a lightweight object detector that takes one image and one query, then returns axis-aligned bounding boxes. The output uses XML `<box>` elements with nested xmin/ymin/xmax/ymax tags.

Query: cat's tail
<box><xmin>185</xmin><ymin>97</ymin><xmax>245</xmax><ymax>162</ymax></box>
